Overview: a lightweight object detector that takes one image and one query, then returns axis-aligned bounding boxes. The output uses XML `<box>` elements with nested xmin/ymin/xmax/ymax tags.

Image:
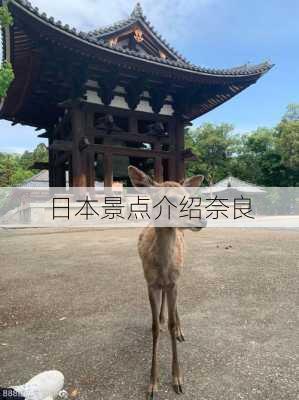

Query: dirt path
<box><xmin>0</xmin><ymin>228</ymin><xmax>298</xmax><ymax>399</ymax></box>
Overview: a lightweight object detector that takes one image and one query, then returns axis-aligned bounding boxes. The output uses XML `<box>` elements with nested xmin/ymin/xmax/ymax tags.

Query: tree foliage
<box><xmin>185</xmin><ymin>123</ymin><xmax>236</xmax><ymax>185</ymax></box>
<box><xmin>0</xmin><ymin>2</ymin><xmax>13</xmax><ymax>27</ymax></box>
<box><xmin>0</xmin><ymin>2</ymin><xmax>14</xmax><ymax>99</ymax></box>
<box><xmin>0</xmin><ymin>143</ymin><xmax>48</xmax><ymax>186</ymax></box>
<box><xmin>186</xmin><ymin>104</ymin><xmax>299</xmax><ymax>187</ymax></box>
<box><xmin>0</xmin><ymin>61</ymin><xmax>14</xmax><ymax>98</ymax></box>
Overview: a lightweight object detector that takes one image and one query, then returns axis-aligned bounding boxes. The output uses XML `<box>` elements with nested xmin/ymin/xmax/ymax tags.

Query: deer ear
<box><xmin>128</xmin><ymin>166</ymin><xmax>155</xmax><ymax>187</ymax></box>
<box><xmin>183</xmin><ymin>175</ymin><xmax>204</xmax><ymax>187</ymax></box>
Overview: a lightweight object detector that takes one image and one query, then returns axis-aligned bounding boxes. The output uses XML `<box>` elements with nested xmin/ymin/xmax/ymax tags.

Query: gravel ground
<box><xmin>0</xmin><ymin>228</ymin><xmax>298</xmax><ymax>400</ymax></box>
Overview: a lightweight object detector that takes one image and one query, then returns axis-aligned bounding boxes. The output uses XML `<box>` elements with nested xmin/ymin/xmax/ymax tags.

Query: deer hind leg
<box><xmin>176</xmin><ymin>307</ymin><xmax>185</xmax><ymax>343</ymax></box>
<box><xmin>167</xmin><ymin>285</ymin><xmax>184</xmax><ymax>395</ymax></box>
<box><xmin>147</xmin><ymin>285</ymin><xmax>162</xmax><ymax>400</ymax></box>
<box><xmin>159</xmin><ymin>289</ymin><xmax>167</xmax><ymax>331</ymax></box>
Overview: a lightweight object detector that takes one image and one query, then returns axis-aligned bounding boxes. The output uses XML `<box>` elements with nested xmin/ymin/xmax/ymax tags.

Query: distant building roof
<box><xmin>17</xmin><ymin>170</ymin><xmax>105</xmax><ymax>188</ymax></box>
<box><xmin>17</xmin><ymin>170</ymin><xmax>50</xmax><ymax>188</ymax></box>
<box><xmin>202</xmin><ymin>176</ymin><xmax>265</xmax><ymax>194</ymax></box>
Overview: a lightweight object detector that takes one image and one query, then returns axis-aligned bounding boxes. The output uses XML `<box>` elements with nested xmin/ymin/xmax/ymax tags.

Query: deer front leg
<box><xmin>176</xmin><ymin>307</ymin><xmax>185</xmax><ymax>343</ymax></box>
<box><xmin>167</xmin><ymin>285</ymin><xmax>184</xmax><ymax>394</ymax></box>
<box><xmin>159</xmin><ymin>289</ymin><xmax>167</xmax><ymax>331</ymax></box>
<box><xmin>147</xmin><ymin>285</ymin><xmax>161</xmax><ymax>400</ymax></box>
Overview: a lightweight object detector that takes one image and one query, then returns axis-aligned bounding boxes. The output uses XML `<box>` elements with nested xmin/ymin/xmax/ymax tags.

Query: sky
<box><xmin>0</xmin><ymin>0</ymin><xmax>298</xmax><ymax>153</ymax></box>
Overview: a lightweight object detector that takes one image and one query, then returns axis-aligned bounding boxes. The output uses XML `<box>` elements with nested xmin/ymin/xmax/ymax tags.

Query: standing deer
<box><xmin>128</xmin><ymin>166</ymin><xmax>205</xmax><ymax>399</ymax></box>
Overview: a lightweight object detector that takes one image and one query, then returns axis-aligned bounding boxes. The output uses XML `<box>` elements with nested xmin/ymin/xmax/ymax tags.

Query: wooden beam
<box><xmin>38</xmin><ymin>132</ymin><xmax>50</xmax><ymax>138</ymax></box>
<box><xmin>91</xmin><ymin>144</ymin><xmax>174</xmax><ymax>159</ymax></box>
<box><xmin>81</xmin><ymin>103</ymin><xmax>173</xmax><ymax>122</ymax></box>
<box><xmin>92</xmin><ymin>130</ymin><xmax>171</xmax><ymax>146</ymax></box>
<box><xmin>50</xmin><ymin>140</ymin><xmax>72</xmax><ymax>152</ymax></box>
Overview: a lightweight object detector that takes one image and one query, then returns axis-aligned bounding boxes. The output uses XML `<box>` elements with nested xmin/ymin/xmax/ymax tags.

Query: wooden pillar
<box><xmin>154</xmin><ymin>136</ymin><xmax>163</xmax><ymax>183</ymax></box>
<box><xmin>68</xmin><ymin>156</ymin><xmax>73</xmax><ymax>187</ymax></box>
<box><xmin>70</xmin><ymin>107</ymin><xmax>87</xmax><ymax>187</ymax></box>
<box><xmin>154</xmin><ymin>156</ymin><xmax>163</xmax><ymax>183</ymax></box>
<box><xmin>49</xmin><ymin>135</ymin><xmax>66</xmax><ymax>187</ymax></box>
<box><xmin>54</xmin><ymin>161</ymin><xmax>66</xmax><ymax>187</ymax></box>
<box><xmin>162</xmin><ymin>158</ymin><xmax>169</xmax><ymax>181</ymax></box>
<box><xmin>175</xmin><ymin>118</ymin><xmax>185</xmax><ymax>182</ymax></box>
<box><xmin>104</xmin><ymin>151</ymin><xmax>113</xmax><ymax>187</ymax></box>
<box><xmin>167</xmin><ymin>157</ymin><xmax>176</xmax><ymax>181</ymax></box>
<box><xmin>86</xmin><ymin>110</ymin><xmax>95</xmax><ymax>187</ymax></box>
<box><xmin>168</xmin><ymin>119</ymin><xmax>177</xmax><ymax>181</ymax></box>
<box><xmin>48</xmin><ymin>136</ymin><xmax>55</xmax><ymax>187</ymax></box>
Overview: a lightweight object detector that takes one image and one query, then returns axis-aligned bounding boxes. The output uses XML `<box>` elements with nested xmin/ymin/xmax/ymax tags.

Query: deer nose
<box><xmin>201</xmin><ymin>218</ymin><xmax>207</xmax><ymax>228</ymax></box>
<box><xmin>190</xmin><ymin>218</ymin><xmax>207</xmax><ymax>231</ymax></box>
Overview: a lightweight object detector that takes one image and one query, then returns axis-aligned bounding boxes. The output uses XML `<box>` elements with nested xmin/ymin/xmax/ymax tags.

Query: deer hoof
<box><xmin>173</xmin><ymin>377</ymin><xmax>184</xmax><ymax>395</ymax></box>
<box><xmin>147</xmin><ymin>384</ymin><xmax>159</xmax><ymax>399</ymax></box>
<box><xmin>176</xmin><ymin>328</ymin><xmax>185</xmax><ymax>342</ymax></box>
<box><xmin>176</xmin><ymin>333</ymin><xmax>185</xmax><ymax>342</ymax></box>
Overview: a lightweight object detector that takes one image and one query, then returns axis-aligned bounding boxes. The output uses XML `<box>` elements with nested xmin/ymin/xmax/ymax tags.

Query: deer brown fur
<box><xmin>128</xmin><ymin>166</ymin><xmax>204</xmax><ymax>399</ymax></box>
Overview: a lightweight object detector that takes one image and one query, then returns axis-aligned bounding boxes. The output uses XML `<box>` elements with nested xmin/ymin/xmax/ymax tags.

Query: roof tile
<box><xmin>11</xmin><ymin>0</ymin><xmax>274</xmax><ymax>77</ymax></box>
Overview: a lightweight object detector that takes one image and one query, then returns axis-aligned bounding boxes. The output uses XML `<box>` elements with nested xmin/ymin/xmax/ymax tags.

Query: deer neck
<box><xmin>155</xmin><ymin>228</ymin><xmax>177</xmax><ymax>265</ymax></box>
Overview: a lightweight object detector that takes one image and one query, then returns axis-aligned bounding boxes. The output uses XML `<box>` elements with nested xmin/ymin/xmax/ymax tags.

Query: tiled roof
<box><xmin>201</xmin><ymin>176</ymin><xmax>265</xmax><ymax>193</ymax></box>
<box><xmin>17</xmin><ymin>170</ymin><xmax>50</xmax><ymax>188</ymax></box>
<box><xmin>214</xmin><ymin>176</ymin><xmax>264</xmax><ymax>189</ymax></box>
<box><xmin>89</xmin><ymin>2</ymin><xmax>190</xmax><ymax>64</ymax></box>
<box><xmin>17</xmin><ymin>170</ymin><xmax>104</xmax><ymax>188</ymax></box>
<box><xmin>9</xmin><ymin>0</ymin><xmax>274</xmax><ymax>77</ymax></box>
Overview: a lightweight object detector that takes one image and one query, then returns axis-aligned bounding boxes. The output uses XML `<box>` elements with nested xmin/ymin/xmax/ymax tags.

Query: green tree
<box><xmin>231</xmin><ymin>127</ymin><xmax>283</xmax><ymax>186</ymax></box>
<box><xmin>32</xmin><ymin>143</ymin><xmax>48</xmax><ymax>164</ymax></box>
<box><xmin>275</xmin><ymin>109</ymin><xmax>299</xmax><ymax>186</ymax></box>
<box><xmin>185</xmin><ymin>123</ymin><xmax>236</xmax><ymax>185</ymax></box>
<box><xmin>276</xmin><ymin>120</ymin><xmax>299</xmax><ymax>170</ymax></box>
<box><xmin>0</xmin><ymin>144</ymin><xmax>48</xmax><ymax>186</ymax></box>
<box><xmin>185</xmin><ymin>104</ymin><xmax>299</xmax><ymax>187</ymax></box>
<box><xmin>0</xmin><ymin>1</ymin><xmax>14</xmax><ymax>99</ymax></box>
<box><xmin>0</xmin><ymin>154</ymin><xmax>17</xmax><ymax>186</ymax></box>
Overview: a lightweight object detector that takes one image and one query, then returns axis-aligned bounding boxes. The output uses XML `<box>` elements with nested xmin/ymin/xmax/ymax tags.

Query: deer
<box><xmin>128</xmin><ymin>166</ymin><xmax>205</xmax><ymax>400</ymax></box>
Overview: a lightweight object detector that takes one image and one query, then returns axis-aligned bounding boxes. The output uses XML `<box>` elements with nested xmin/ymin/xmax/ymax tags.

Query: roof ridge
<box><xmin>11</xmin><ymin>0</ymin><xmax>274</xmax><ymax>77</ymax></box>
<box><xmin>89</xmin><ymin>16</ymin><xmax>135</xmax><ymax>37</ymax></box>
<box><xmin>131</xmin><ymin>2</ymin><xmax>144</xmax><ymax>18</ymax></box>
<box><xmin>88</xmin><ymin>3</ymin><xmax>190</xmax><ymax>64</ymax></box>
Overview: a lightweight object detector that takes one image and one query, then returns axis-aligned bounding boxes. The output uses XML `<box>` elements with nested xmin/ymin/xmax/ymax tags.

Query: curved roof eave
<box><xmin>8</xmin><ymin>0</ymin><xmax>274</xmax><ymax>81</ymax></box>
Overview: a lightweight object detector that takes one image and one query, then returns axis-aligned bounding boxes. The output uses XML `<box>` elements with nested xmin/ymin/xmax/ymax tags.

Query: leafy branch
<box><xmin>0</xmin><ymin>1</ymin><xmax>14</xmax><ymax>99</ymax></box>
<box><xmin>0</xmin><ymin>2</ymin><xmax>13</xmax><ymax>27</ymax></box>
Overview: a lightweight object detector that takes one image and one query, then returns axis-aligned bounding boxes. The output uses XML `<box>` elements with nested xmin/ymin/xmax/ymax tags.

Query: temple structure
<box><xmin>0</xmin><ymin>0</ymin><xmax>272</xmax><ymax>187</ymax></box>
